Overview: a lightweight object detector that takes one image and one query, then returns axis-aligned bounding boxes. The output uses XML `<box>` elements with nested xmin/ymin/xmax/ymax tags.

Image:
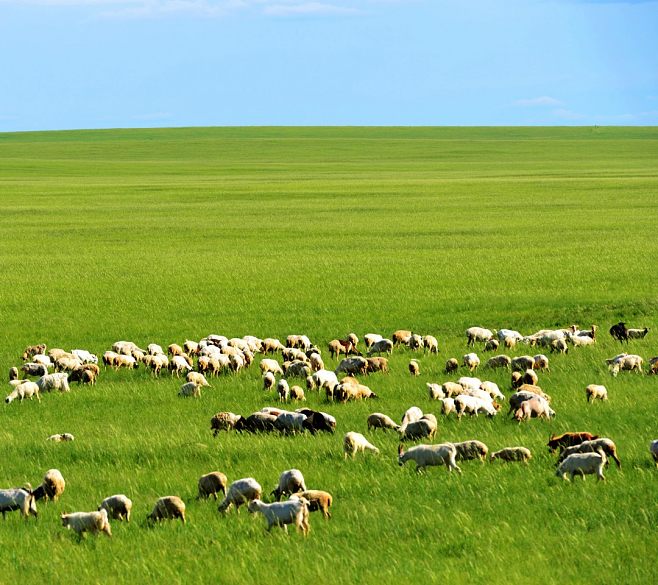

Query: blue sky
<box><xmin>1</xmin><ymin>0</ymin><xmax>657</xmax><ymax>130</ymax></box>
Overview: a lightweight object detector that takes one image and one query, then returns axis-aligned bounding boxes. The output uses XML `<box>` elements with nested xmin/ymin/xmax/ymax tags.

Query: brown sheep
<box><xmin>295</xmin><ymin>490</ymin><xmax>332</xmax><ymax>519</ymax></box>
<box><xmin>198</xmin><ymin>472</ymin><xmax>228</xmax><ymax>500</ymax></box>
<box><xmin>147</xmin><ymin>496</ymin><xmax>186</xmax><ymax>524</ymax></box>
<box><xmin>444</xmin><ymin>358</ymin><xmax>459</xmax><ymax>374</ymax></box>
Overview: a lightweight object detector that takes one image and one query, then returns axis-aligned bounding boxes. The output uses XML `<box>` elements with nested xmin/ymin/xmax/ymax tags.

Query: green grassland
<box><xmin>0</xmin><ymin>126</ymin><xmax>657</xmax><ymax>584</ymax></box>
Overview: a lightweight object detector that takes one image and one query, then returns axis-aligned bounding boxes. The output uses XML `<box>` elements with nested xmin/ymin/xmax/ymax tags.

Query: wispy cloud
<box><xmin>514</xmin><ymin>96</ymin><xmax>563</xmax><ymax>107</ymax></box>
<box><xmin>263</xmin><ymin>2</ymin><xmax>358</xmax><ymax>16</ymax></box>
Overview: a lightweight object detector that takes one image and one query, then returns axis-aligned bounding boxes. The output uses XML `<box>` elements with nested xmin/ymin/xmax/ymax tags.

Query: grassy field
<box><xmin>0</xmin><ymin>126</ymin><xmax>657</xmax><ymax>584</ymax></box>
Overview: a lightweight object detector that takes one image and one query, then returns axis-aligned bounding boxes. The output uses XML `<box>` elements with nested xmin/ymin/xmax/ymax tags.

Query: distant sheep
<box><xmin>392</xmin><ymin>330</ymin><xmax>412</xmax><ymax>346</ymax></box>
<box><xmin>585</xmin><ymin>384</ymin><xmax>608</xmax><ymax>402</ymax></box>
<box><xmin>452</xmin><ymin>440</ymin><xmax>489</xmax><ymax>462</ymax></box>
<box><xmin>343</xmin><ymin>432</ymin><xmax>379</xmax><ymax>459</ymax></box>
<box><xmin>335</xmin><ymin>357</ymin><xmax>368</xmax><ymax>376</ymax></box>
<box><xmin>99</xmin><ymin>495</ymin><xmax>132</xmax><ymax>522</ymax></box>
<box><xmin>210</xmin><ymin>412</ymin><xmax>242</xmax><ymax>436</ymax></box>
<box><xmin>532</xmin><ymin>354</ymin><xmax>550</xmax><ymax>372</ymax></box>
<box><xmin>484</xmin><ymin>339</ymin><xmax>499</xmax><ymax>352</ymax></box>
<box><xmin>61</xmin><ymin>509</ymin><xmax>112</xmax><ymax>538</ymax></box>
<box><xmin>147</xmin><ymin>496</ymin><xmax>186</xmax><ymax>524</ymax></box>
<box><xmin>218</xmin><ymin>478</ymin><xmax>262</xmax><ymax>513</ymax></box>
<box><xmin>33</xmin><ymin>469</ymin><xmax>65</xmax><ymax>502</ymax></box>
<box><xmin>465</xmin><ymin>327</ymin><xmax>494</xmax><ymax>347</ymax></box>
<box><xmin>398</xmin><ymin>443</ymin><xmax>461</xmax><ymax>474</ymax></box>
<box><xmin>427</xmin><ymin>383</ymin><xmax>445</xmax><ymax>401</ymax></box>
<box><xmin>367</xmin><ymin>412</ymin><xmax>400</xmax><ymax>432</ymax></box>
<box><xmin>365</xmin><ymin>357</ymin><xmax>389</xmax><ymax>374</ymax></box>
<box><xmin>270</xmin><ymin>469</ymin><xmax>306</xmax><ymax>501</ymax></box>
<box><xmin>626</xmin><ymin>327</ymin><xmax>649</xmax><ymax>339</ymax></box>
<box><xmin>462</xmin><ymin>353</ymin><xmax>480</xmax><ymax>372</ymax></box>
<box><xmin>438</xmin><ymin>397</ymin><xmax>456</xmax><ymax>416</ymax></box>
<box><xmin>490</xmin><ymin>447</ymin><xmax>532</xmax><ymax>463</ymax></box>
<box><xmin>367</xmin><ymin>339</ymin><xmax>394</xmax><ymax>356</ymax></box>
<box><xmin>47</xmin><ymin>433</ymin><xmax>75</xmax><ymax>442</ymax></box>
<box><xmin>511</xmin><ymin>356</ymin><xmax>535</xmax><ymax>372</ymax></box>
<box><xmin>423</xmin><ymin>335</ymin><xmax>439</xmax><ymax>354</ymax></box>
<box><xmin>444</xmin><ymin>358</ymin><xmax>459</xmax><ymax>374</ymax></box>
<box><xmin>263</xmin><ymin>372</ymin><xmax>276</xmax><ymax>391</ymax></box>
<box><xmin>557</xmin><ymin>438</ymin><xmax>621</xmax><ymax>468</ymax></box>
<box><xmin>408</xmin><ymin>360</ymin><xmax>420</xmax><ymax>376</ymax></box>
<box><xmin>198</xmin><ymin>472</ymin><xmax>228</xmax><ymax>500</ymax></box>
<box><xmin>178</xmin><ymin>382</ymin><xmax>201</xmax><ymax>398</ymax></box>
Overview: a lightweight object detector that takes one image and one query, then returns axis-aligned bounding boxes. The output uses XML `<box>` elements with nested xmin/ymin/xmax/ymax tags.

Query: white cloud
<box><xmin>514</xmin><ymin>96</ymin><xmax>563</xmax><ymax>107</ymax></box>
<box><xmin>263</xmin><ymin>2</ymin><xmax>358</xmax><ymax>15</ymax></box>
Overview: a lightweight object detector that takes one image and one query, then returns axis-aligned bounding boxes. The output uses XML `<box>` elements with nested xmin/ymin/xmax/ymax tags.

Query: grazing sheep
<box><xmin>439</xmin><ymin>397</ymin><xmax>456</xmax><ymax>416</ymax></box>
<box><xmin>22</xmin><ymin>343</ymin><xmax>47</xmax><ymax>361</ymax></box>
<box><xmin>365</xmin><ymin>357</ymin><xmax>390</xmax><ymax>374</ymax></box>
<box><xmin>484</xmin><ymin>339</ymin><xmax>499</xmax><ymax>352</ymax></box>
<box><xmin>465</xmin><ymin>327</ymin><xmax>494</xmax><ymax>346</ymax></box>
<box><xmin>218</xmin><ymin>478</ymin><xmax>262</xmax><ymax>513</ymax></box>
<box><xmin>496</xmin><ymin>329</ymin><xmax>524</xmax><ymax>343</ymax></box>
<box><xmin>547</xmin><ymin>432</ymin><xmax>600</xmax><ymax>453</ymax></box>
<box><xmin>399</xmin><ymin>414</ymin><xmax>437</xmax><ymax>441</ymax></box>
<box><xmin>367</xmin><ymin>412</ymin><xmax>400</xmax><ymax>432</ymax></box>
<box><xmin>259</xmin><ymin>358</ymin><xmax>283</xmax><ymax>375</ymax></box>
<box><xmin>33</xmin><ymin>469</ymin><xmax>65</xmax><ymax>502</ymax></box>
<box><xmin>440</xmin><ymin>381</ymin><xmax>465</xmax><ymax>398</ymax></box>
<box><xmin>550</xmin><ymin>338</ymin><xmax>569</xmax><ymax>354</ymax></box>
<box><xmin>452</xmin><ymin>440</ymin><xmax>489</xmax><ymax>462</ymax></box>
<box><xmin>444</xmin><ymin>358</ymin><xmax>459</xmax><ymax>374</ymax></box>
<box><xmin>290</xmin><ymin>385</ymin><xmax>305</xmax><ymax>401</ymax></box>
<box><xmin>480</xmin><ymin>381</ymin><xmax>504</xmax><ymax>401</ymax></box>
<box><xmin>263</xmin><ymin>338</ymin><xmax>285</xmax><ymax>354</ymax></box>
<box><xmin>168</xmin><ymin>343</ymin><xmax>185</xmax><ymax>357</ymax></box>
<box><xmin>585</xmin><ymin>384</ymin><xmax>608</xmax><ymax>402</ymax></box>
<box><xmin>649</xmin><ymin>357</ymin><xmax>658</xmax><ymax>375</ymax></box>
<box><xmin>0</xmin><ymin>487</ymin><xmax>38</xmax><ymax>519</ymax></box>
<box><xmin>68</xmin><ymin>366</ymin><xmax>97</xmax><ymax>385</ymax></box>
<box><xmin>308</xmin><ymin>352</ymin><xmax>324</xmax><ymax>372</ymax></box>
<box><xmin>463</xmin><ymin>353</ymin><xmax>480</xmax><ymax>372</ymax></box>
<box><xmin>556</xmin><ymin>452</ymin><xmax>606</xmax><ymax>481</ymax></box>
<box><xmin>98</xmin><ymin>495</ymin><xmax>132</xmax><ymax>522</ymax></box>
<box><xmin>169</xmin><ymin>355</ymin><xmax>192</xmax><ymax>377</ymax></box>
<box><xmin>626</xmin><ymin>327</ymin><xmax>649</xmax><ymax>339</ymax></box>
<box><xmin>343</xmin><ymin>432</ymin><xmax>379</xmax><ymax>459</ymax></box>
<box><xmin>21</xmin><ymin>362</ymin><xmax>49</xmax><ymax>378</ymax></box>
<box><xmin>367</xmin><ymin>339</ymin><xmax>394</xmax><ymax>356</ymax></box>
<box><xmin>364</xmin><ymin>334</ymin><xmax>384</xmax><ymax>350</ymax></box>
<box><xmin>335</xmin><ymin>357</ymin><xmax>368</xmax><ymax>376</ymax></box>
<box><xmin>511</xmin><ymin>356</ymin><xmax>535</xmax><ymax>372</ymax></box>
<box><xmin>608</xmin><ymin>354</ymin><xmax>643</xmax><ymax>376</ymax></box>
<box><xmin>293</xmin><ymin>490</ymin><xmax>332</xmax><ymax>519</ymax></box>
<box><xmin>186</xmin><ymin>371</ymin><xmax>211</xmax><ymax>387</ymax></box>
<box><xmin>8</xmin><ymin>366</ymin><xmax>19</xmax><ymax>381</ymax></box>
<box><xmin>532</xmin><ymin>354</ymin><xmax>550</xmax><ymax>372</ymax></box>
<box><xmin>571</xmin><ymin>334</ymin><xmax>595</xmax><ymax>347</ymax></box>
<box><xmin>113</xmin><ymin>354</ymin><xmax>138</xmax><ymax>370</ymax></box>
<box><xmin>263</xmin><ymin>372</ymin><xmax>276</xmax><ymax>391</ymax></box>
<box><xmin>517</xmin><ymin>384</ymin><xmax>551</xmax><ymax>402</ymax></box>
<box><xmin>490</xmin><ymin>447</ymin><xmax>532</xmax><ymax>463</ymax></box>
<box><xmin>423</xmin><ymin>335</ymin><xmax>439</xmax><ymax>354</ymax></box>
<box><xmin>401</xmin><ymin>406</ymin><xmax>424</xmax><ymax>427</ymax></box>
<box><xmin>522</xmin><ymin>369</ymin><xmax>539</xmax><ymax>386</ymax></box>
<box><xmin>277</xmin><ymin>379</ymin><xmax>290</xmax><ymax>402</ymax></box>
<box><xmin>47</xmin><ymin>433</ymin><xmax>75</xmax><ymax>442</ymax></box>
<box><xmin>392</xmin><ymin>330</ymin><xmax>412</xmax><ymax>346</ymax></box>
<box><xmin>147</xmin><ymin>496</ymin><xmax>186</xmax><ymax>524</ymax></box>
<box><xmin>184</xmin><ymin>340</ymin><xmax>200</xmax><ymax>355</ymax></box>
<box><xmin>458</xmin><ymin>376</ymin><xmax>482</xmax><ymax>390</ymax></box>
<box><xmin>408</xmin><ymin>334</ymin><xmax>424</xmax><ymax>350</ymax></box>
<box><xmin>511</xmin><ymin>371</ymin><xmax>523</xmax><ymax>389</ymax></box>
<box><xmin>236</xmin><ymin>413</ymin><xmax>278</xmax><ymax>433</ymax></box>
<box><xmin>61</xmin><ymin>509</ymin><xmax>112</xmax><ymax>538</ymax></box>
<box><xmin>609</xmin><ymin>322</ymin><xmax>629</xmax><ymax>342</ymax></box>
<box><xmin>283</xmin><ymin>361</ymin><xmax>311</xmax><ymax>379</ymax></box>
<box><xmin>274</xmin><ymin>411</ymin><xmax>309</xmax><ymax>434</ymax></box>
<box><xmin>513</xmin><ymin>396</ymin><xmax>555</xmax><ymax>422</ymax></box>
<box><xmin>248</xmin><ymin>497</ymin><xmax>310</xmax><ymax>535</ymax></box>
<box><xmin>650</xmin><ymin>440</ymin><xmax>658</xmax><ymax>467</ymax></box>
<box><xmin>147</xmin><ymin>343</ymin><xmax>165</xmax><ymax>356</ymax></box>
<box><xmin>427</xmin><ymin>383</ymin><xmax>445</xmax><ymax>401</ymax></box>
<box><xmin>5</xmin><ymin>380</ymin><xmax>40</xmax><ymax>404</ymax></box>
<box><xmin>210</xmin><ymin>412</ymin><xmax>242</xmax><ymax>436</ymax></box>
<box><xmin>270</xmin><ymin>469</ymin><xmax>306</xmax><ymax>501</ymax></box>
<box><xmin>398</xmin><ymin>443</ymin><xmax>461</xmax><ymax>474</ymax></box>
<box><xmin>334</xmin><ymin>381</ymin><xmax>377</xmax><ymax>403</ymax></box>
<box><xmin>287</xmin><ymin>335</ymin><xmax>312</xmax><ymax>350</ymax></box>
<box><xmin>408</xmin><ymin>360</ymin><xmax>420</xmax><ymax>376</ymax></box>
<box><xmin>455</xmin><ymin>395</ymin><xmax>498</xmax><ymax>418</ymax></box>
<box><xmin>71</xmin><ymin>349</ymin><xmax>98</xmax><ymax>364</ymax></box>
<box><xmin>198</xmin><ymin>472</ymin><xmax>228</xmax><ymax>500</ymax></box>
<box><xmin>178</xmin><ymin>382</ymin><xmax>201</xmax><ymax>398</ymax></box>
<box><xmin>557</xmin><ymin>438</ymin><xmax>621</xmax><ymax>468</ymax></box>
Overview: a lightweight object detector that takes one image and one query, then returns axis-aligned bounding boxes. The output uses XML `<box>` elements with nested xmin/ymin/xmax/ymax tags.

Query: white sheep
<box><xmin>556</xmin><ymin>451</ymin><xmax>606</xmax><ymax>481</ymax></box>
<box><xmin>61</xmin><ymin>508</ymin><xmax>111</xmax><ymax>537</ymax></box>
<box><xmin>465</xmin><ymin>327</ymin><xmax>494</xmax><ymax>346</ymax></box>
<box><xmin>33</xmin><ymin>469</ymin><xmax>66</xmax><ymax>501</ymax></box>
<box><xmin>186</xmin><ymin>371</ymin><xmax>211</xmax><ymax>387</ymax></box>
<box><xmin>47</xmin><ymin>433</ymin><xmax>75</xmax><ymax>442</ymax></box>
<box><xmin>367</xmin><ymin>412</ymin><xmax>401</xmax><ymax>432</ymax></box>
<box><xmin>98</xmin><ymin>495</ymin><xmax>132</xmax><ymax>522</ymax></box>
<box><xmin>218</xmin><ymin>478</ymin><xmax>263</xmax><ymax>513</ymax></box>
<box><xmin>0</xmin><ymin>487</ymin><xmax>38</xmax><ymax>519</ymax></box>
<box><xmin>270</xmin><ymin>469</ymin><xmax>306</xmax><ymax>501</ymax></box>
<box><xmin>260</xmin><ymin>358</ymin><xmax>284</xmax><ymax>375</ymax></box>
<box><xmin>398</xmin><ymin>443</ymin><xmax>461</xmax><ymax>473</ymax></box>
<box><xmin>36</xmin><ymin>373</ymin><xmax>70</xmax><ymax>393</ymax></box>
<box><xmin>423</xmin><ymin>335</ymin><xmax>439</xmax><ymax>354</ymax></box>
<box><xmin>452</xmin><ymin>440</ymin><xmax>489</xmax><ymax>462</ymax></box>
<box><xmin>343</xmin><ymin>431</ymin><xmax>379</xmax><ymax>459</ymax></box>
<box><xmin>455</xmin><ymin>394</ymin><xmax>498</xmax><ymax>418</ymax></box>
<box><xmin>5</xmin><ymin>380</ymin><xmax>40</xmax><ymax>404</ymax></box>
<box><xmin>438</xmin><ymin>397</ymin><xmax>456</xmax><ymax>416</ymax></box>
<box><xmin>198</xmin><ymin>472</ymin><xmax>228</xmax><ymax>500</ymax></box>
<box><xmin>585</xmin><ymin>384</ymin><xmax>608</xmax><ymax>402</ymax></box>
<box><xmin>408</xmin><ymin>360</ymin><xmax>420</xmax><ymax>376</ymax></box>
<box><xmin>462</xmin><ymin>353</ymin><xmax>480</xmax><ymax>372</ymax></box>
<box><xmin>248</xmin><ymin>497</ymin><xmax>310</xmax><ymax>535</ymax></box>
<box><xmin>367</xmin><ymin>339</ymin><xmax>394</xmax><ymax>356</ymax></box>
<box><xmin>277</xmin><ymin>379</ymin><xmax>290</xmax><ymax>402</ymax></box>
<box><xmin>399</xmin><ymin>414</ymin><xmax>437</xmax><ymax>441</ymax></box>
<box><xmin>427</xmin><ymin>383</ymin><xmax>445</xmax><ymax>401</ymax></box>
<box><xmin>71</xmin><ymin>349</ymin><xmax>98</xmax><ymax>364</ymax></box>
<box><xmin>480</xmin><ymin>381</ymin><xmax>504</xmax><ymax>401</ymax></box>
<box><xmin>170</xmin><ymin>355</ymin><xmax>192</xmax><ymax>377</ymax></box>
<box><xmin>364</xmin><ymin>333</ymin><xmax>384</xmax><ymax>350</ymax></box>
<box><xmin>274</xmin><ymin>411</ymin><xmax>308</xmax><ymax>434</ymax></box>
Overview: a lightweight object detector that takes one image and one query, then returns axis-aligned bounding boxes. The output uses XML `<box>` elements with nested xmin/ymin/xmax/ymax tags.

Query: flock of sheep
<box><xmin>2</xmin><ymin>323</ymin><xmax>658</xmax><ymax>538</ymax></box>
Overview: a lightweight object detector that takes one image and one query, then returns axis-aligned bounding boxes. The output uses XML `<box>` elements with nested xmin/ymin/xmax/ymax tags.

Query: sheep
<box><xmin>484</xmin><ymin>339</ymin><xmax>499</xmax><ymax>352</ymax></box>
<box><xmin>503</xmin><ymin>336</ymin><xmax>517</xmax><ymax>349</ymax></box>
<box><xmin>585</xmin><ymin>384</ymin><xmax>608</xmax><ymax>402</ymax></box>
<box><xmin>480</xmin><ymin>381</ymin><xmax>505</xmax><ymax>401</ymax></box>
<box><xmin>309</xmin><ymin>369</ymin><xmax>339</xmax><ymax>394</ymax></box>
<box><xmin>496</xmin><ymin>329</ymin><xmax>524</xmax><ymax>343</ymax></box>
<box><xmin>408</xmin><ymin>334</ymin><xmax>424</xmax><ymax>350</ymax></box>
<box><xmin>444</xmin><ymin>358</ymin><xmax>459</xmax><ymax>374</ymax></box>
<box><xmin>0</xmin><ymin>487</ymin><xmax>38</xmax><ymax>519</ymax></box>
<box><xmin>423</xmin><ymin>335</ymin><xmax>439</xmax><ymax>354</ymax></box>
<box><xmin>8</xmin><ymin>366</ymin><xmax>19</xmax><ymax>381</ymax></box>
<box><xmin>68</xmin><ymin>366</ymin><xmax>97</xmax><ymax>385</ymax></box>
<box><xmin>147</xmin><ymin>343</ymin><xmax>165</xmax><ymax>356</ymax></box>
<box><xmin>198</xmin><ymin>472</ymin><xmax>228</xmax><ymax>500</ymax></box>
<box><xmin>408</xmin><ymin>360</ymin><xmax>420</xmax><ymax>376</ymax></box>
<box><xmin>308</xmin><ymin>352</ymin><xmax>324</xmax><ymax>372</ymax></box>
<box><xmin>367</xmin><ymin>413</ymin><xmax>400</xmax><ymax>432</ymax></box>
<box><xmin>287</xmin><ymin>335</ymin><xmax>312</xmax><ymax>350</ymax></box>
<box><xmin>511</xmin><ymin>371</ymin><xmax>523</xmax><ymax>389</ymax></box>
<box><xmin>236</xmin><ymin>412</ymin><xmax>278</xmax><ymax>433</ymax></box>
<box><xmin>283</xmin><ymin>360</ymin><xmax>311</xmax><ymax>379</ymax></box>
<box><xmin>547</xmin><ymin>432</ymin><xmax>599</xmax><ymax>453</ymax></box>
<box><xmin>147</xmin><ymin>496</ymin><xmax>186</xmax><ymax>524</ymax></box>
<box><xmin>556</xmin><ymin>451</ymin><xmax>606</xmax><ymax>481</ymax></box>
<box><xmin>364</xmin><ymin>334</ymin><xmax>383</xmax><ymax>350</ymax></box>
<box><xmin>184</xmin><ymin>340</ymin><xmax>200</xmax><ymax>355</ymax></box>
<box><xmin>146</xmin><ymin>354</ymin><xmax>169</xmax><ymax>376</ymax></box>
<box><xmin>401</xmin><ymin>406</ymin><xmax>424</xmax><ymax>427</ymax></box>
<box><xmin>455</xmin><ymin>395</ymin><xmax>498</xmax><ymax>418</ymax></box>
<box><xmin>102</xmin><ymin>351</ymin><xmax>119</xmax><ymax>367</ymax></box>
<box><xmin>650</xmin><ymin>440</ymin><xmax>658</xmax><ymax>467</ymax></box>
<box><xmin>261</xmin><ymin>338</ymin><xmax>284</xmax><ymax>353</ymax></box>
<box><xmin>626</xmin><ymin>327</ymin><xmax>649</xmax><ymax>339</ymax></box>
<box><xmin>532</xmin><ymin>354</ymin><xmax>550</xmax><ymax>372</ymax></box>
<box><xmin>71</xmin><ymin>349</ymin><xmax>98</xmax><ymax>364</ymax></box>
<box><xmin>398</xmin><ymin>443</ymin><xmax>461</xmax><ymax>474</ymax></box>
<box><xmin>282</xmin><ymin>347</ymin><xmax>307</xmax><ymax>362</ymax></box>
<box><xmin>274</xmin><ymin>411</ymin><xmax>309</xmax><ymax>434</ymax></box>
<box><xmin>490</xmin><ymin>447</ymin><xmax>532</xmax><ymax>463</ymax></box>
<box><xmin>293</xmin><ymin>490</ymin><xmax>332</xmax><ymax>519</ymax></box>
<box><xmin>260</xmin><ymin>358</ymin><xmax>284</xmax><ymax>375</ymax></box>
<box><xmin>458</xmin><ymin>387</ymin><xmax>495</xmax><ymax>403</ymax></box>
<box><xmin>270</xmin><ymin>469</ymin><xmax>306</xmax><ymax>501</ymax></box>
<box><xmin>439</xmin><ymin>397</ymin><xmax>456</xmax><ymax>416</ymax></box>
<box><xmin>21</xmin><ymin>362</ymin><xmax>49</xmax><ymax>378</ymax></box>
<box><xmin>248</xmin><ymin>497</ymin><xmax>310</xmax><ymax>535</ymax></box>
<box><xmin>22</xmin><ymin>343</ymin><xmax>47</xmax><ymax>361</ymax></box>
<box><xmin>571</xmin><ymin>334</ymin><xmax>596</xmax><ymax>347</ymax></box>
<box><xmin>186</xmin><ymin>371</ymin><xmax>211</xmax><ymax>387</ymax></box>
<box><xmin>113</xmin><ymin>354</ymin><xmax>138</xmax><ymax>370</ymax></box>
<box><xmin>452</xmin><ymin>440</ymin><xmax>489</xmax><ymax>462</ymax></box>
<box><xmin>513</xmin><ymin>397</ymin><xmax>555</xmax><ymax>422</ymax></box>
<box><xmin>47</xmin><ymin>433</ymin><xmax>75</xmax><ymax>442</ymax></box>
<box><xmin>167</xmin><ymin>343</ymin><xmax>185</xmax><ymax>357</ymax></box>
<box><xmin>289</xmin><ymin>385</ymin><xmax>305</xmax><ymax>401</ymax></box>
<box><xmin>113</xmin><ymin>341</ymin><xmax>145</xmax><ymax>356</ymax></box>
<box><xmin>262</xmin><ymin>371</ymin><xmax>276</xmax><ymax>391</ymax></box>
<box><xmin>517</xmin><ymin>384</ymin><xmax>552</xmax><ymax>402</ymax></box>
<box><xmin>169</xmin><ymin>355</ymin><xmax>192</xmax><ymax>377</ymax></box>
<box><xmin>210</xmin><ymin>411</ymin><xmax>242</xmax><ymax>436</ymax></box>
<box><xmin>5</xmin><ymin>380</ymin><xmax>40</xmax><ymax>404</ymax></box>
<box><xmin>61</xmin><ymin>509</ymin><xmax>112</xmax><ymax>538</ymax></box>
<box><xmin>343</xmin><ymin>432</ymin><xmax>379</xmax><ymax>459</ymax></box>
<box><xmin>399</xmin><ymin>414</ymin><xmax>437</xmax><ymax>441</ymax></box>
<box><xmin>367</xmin><ymin>339</ymin><xmax>394</xmax><ymax>356</ymax></box>
<box><xmin>440</xmin><ymin>381</ymin><xmax>464</xmax><ymax>398</ymax></box>
<box><xmin>334</xmin><ymin>381</ymin><xmax>377</xmax><ymax>403</ymax></box>
<box><xmin>508</xmin><ymin>391</ymin><xmax>542</xmax><ymax>414</ymax></box>
<box><xmin>550</xmin><ymin>338</ymin><xmax>569</xmax><ymax>354</ymax></box>
<box><xmin>511</xmin><ymin>355</ymin><xmax>535</xmax><ymax>372</ymax></box>
<box><xmin>458</xmin><ymin>376</ymin><xmax>482</xmax><ymax>390</ymax></box>
<box><xmin>522</xmin><ymin>368</ymin><xmax>539</xmax><ymax>386</ymax></box>
<box><xmin>218</xmin><ymin>478</ymin><xmax>262</xmax><ymax>513</ymax></box>
<box><xmin>365</xmin><ymin>357</ymin><xmax>389</xmax><ymax>374</ymax></box>
<box><xmin>649</xmin><ymin>357</ymin><xmax>658</xmax><ymax>375</ymax></box>
<box><xmin>463</xmin><ymin>353</ymin><xmax>480</xmax><ymax>372</ymax></box>
<box><xmin>178</xmin><ymin>381</ymin><xmax>201</xmax><ymax>398</ymax></box>
<box><xmin>335</xmin><ymin>357</ymin><xmax>368</xmax><ymax>376</ymax></box>
<box><xmin>465</xmin><ymin>326</ymin><xmax>494</xmax><ymax>346</ymax></box>
<box><xmin>33</xmin><ymin>469</ymin><xmax>65</xmax><ymax>502</ymax></box>
<box><xmin>557</xmin><ymin>438</ymin><xmax>621</xmax><ymax>468</ymax></box>
<box><xmin>277</xmin><ymin>379</ymin><xmax>290</xmax><ymax>402</ymax></box>
<box><xmin>609</xmin><ymin>322</ymin><xmax>629</xmax><ymax>342</ymax></box>
<box><xmin>392</xmin><ymin>330</ymin><xmax>412</xmax><ymax>346</ymax></box>
<box><xmin>98</xmin><ymin>495</ymin><xmax>132</xmax><ymax>522</ymax></box>
<box><xmin>608</xmin><ymin>354</ymin><xmax>643</xmax><ymax>376</ymax></box>
<box><xmin>328</xmin><ymin>339</ymin><xmax>357</xmax><ymax>359</ymax></box>
<box><xmin>427</xmin><ymin>383</ymin><xmax>445</xmax><ymax>401</ymax></box>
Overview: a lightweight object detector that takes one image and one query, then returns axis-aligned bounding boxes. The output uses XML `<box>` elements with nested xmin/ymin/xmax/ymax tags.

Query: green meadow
<box><xmin>0</xmin><ymin>126</ymin><xmax>657</xmax><ymax>584</ymax></box>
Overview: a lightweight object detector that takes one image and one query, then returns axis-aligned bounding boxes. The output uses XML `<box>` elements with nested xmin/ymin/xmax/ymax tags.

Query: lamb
<box><xmin>198</xmin><ymin>472</ymin><xmax>228</xmax><ymax>500</ymax></box>
<box><xmin>486</xmin><ymin>355</ymin><xmax>512</xmax><ymax>369</ymax></box>
<box><xmin>260</xmin><ymin>358</ymin><xmax>284</xmax><ymax>375</ymax></box>
<box><xmin>147</xmin><ymin>496</ymin><xmax>186</xmax><ymax>523</ymax></box>
<box><xmin>444</xmin><ymin>358</ymin><xmax>459</xmax><ymax>373</ymax></box>
<box><xmin>398</xmin><ymin>443</ymin><xmax>461</xmax><ymax>473</ymax></box>
<box><xmin>367</xmin><ymin>412</ymin><xmax>401</xmax><ymax>432</ymax></box>
<box><xmin>248</xmin><ymin>497</ymin><xmax>310</xmax><ymax>535</ymax></box>
<box><xmin>270</xmin><ymin>469</ymin><xmax>306</xmax><ymax>501</ymax></box>
<box><xmin>585</xmin><ymin>384</ymin><xmax>608</xmax><ymax>402</ymax></box>
<box><xmin>218</xmin><ymin>478</ymin><xmax>262</xmax><ymax>513</ymax></box>
<box><xmin>343</xmin><ymin>432</ymin><xmax>379</xmax><ymax>459</ymax></box>
<box><xmin>277</xmin><ymin>379</ymin><xmax>290</xmax><ymax>402</ymax></box>
<box><xmin>210</xmin><ymin>412</ymin><xmax>242</xmax><ymax>436</ymax></box>
<box><xmin>61</xmin><ymin>509</ymin><xmax>112</xmax><ymax>537</ymax></box>
<box><xmin>626</xmin><ymin>327</ymin><xmax>649</xmax><ymax>339</ymax></box>
<box><xmin>5</xmin><ymin>381</ymin><xmax>40</xmax><ymax>404</ymax></box>
<box><xmin>293</xmin><ymin>490</ymin><xmax>332</xmax><ymax>519</ymax></box>
<box><xmin>423</xmin><ymin>335</ymin><xmax>439</xmax><ymax>354</ymax></box>
<box><xmin>463</xmin><ymin>353</ymin><xmax>480</xmax><ymax>372</ymax></box>
<box><xmin>556</xmin><ymin>451</ymin><xmax>606</xmax><ymax>481</ymax></box>
<box><xmin>465</xmin><ymin>327</ymin><xmax>494</xmax><ymax>346</ymax></box>
<box><xmin>186</xmin><ymin>371</ymin><xmax>211</xmax><ymax>387</ymax></box>
<box><xmin>490</xmin><ymin>447</ymin><xmax>532</xmax><ymax>463</ymax></box>
<box><xmin>98</xmin><ymin>495</ymin><xmax>132</xmax><ymax>521</ymax></box>
<box><xmin>399</xmin><ymin>414</ymin><xmax>437</xmax><ymax>441</ymax></box>
<box><xmin>33</xmin><ymin>469</ymin><xmax>65</xmax><ymax>502</ymax></box>
<box><xmin>408</xmin><ymin>360</ymin><xmax>420</xmax><ymax>376</ymax></box>
<box><xmin>557</xmin><ymin>438</ymin><xmax>621</xmax><ymax>468</ymax></box>
<box><xmin>0</xmin><ymin>487</ymin><xmax>38</xmax><ymax>519</ymax></box>
<box><xmin>178</xmin><ymin>381</ymin><xmax>201</xmax><ymax>398</ymax></box>
<box><xmin>452</xmin><ymin>440</ymin><xmax>489</xmax><ymax>462</ymax></box>
<box><xmin>367</xmin><ymin>339</ymin><xmax>394</xmax><ymax>356</ymax></box>
<box><xmin>47</xmin><ymin>433</ymin><xmax>75</xmax><ymax>442</ymax></box>
<box><xmin>650</xmin><ymin>440</ymin><xmax>658</xmax><ymax>467</ymax></box>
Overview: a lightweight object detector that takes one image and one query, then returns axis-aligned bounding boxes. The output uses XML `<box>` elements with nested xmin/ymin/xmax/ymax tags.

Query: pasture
<box><xmin>0</xmin><ymin>126</ymin><xmax>657</xmax><ymax>584</ymax></box>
